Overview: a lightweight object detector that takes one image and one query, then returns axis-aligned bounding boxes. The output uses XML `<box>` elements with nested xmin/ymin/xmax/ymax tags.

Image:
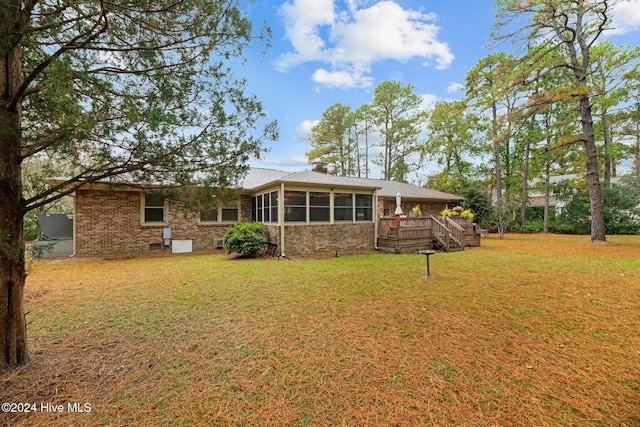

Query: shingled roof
<box><xmin>240</xmin><ymin>168</ymin><xmax>462</xmax><ymax>202</ymax></box>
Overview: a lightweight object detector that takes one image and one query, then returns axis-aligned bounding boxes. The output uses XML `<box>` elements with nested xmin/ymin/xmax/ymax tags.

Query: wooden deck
<box><xmin>377</xmin><ymin>216</ymin><xmax>476</xmax><ymax>253</ymax></box>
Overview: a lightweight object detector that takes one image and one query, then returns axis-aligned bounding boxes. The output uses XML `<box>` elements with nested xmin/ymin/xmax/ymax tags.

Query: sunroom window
<box><xmin>284</xmin><ymin>191</ymin><xmax>306</xmax><ymax>222</ymax></box>
<box><xmin>334</xmin><ymin>193</ymin><xmax>353</xmax><ymax>222</ymax></box>
<box><xmin>252</xmin><ymin>191</ymin><xmax>278</xmax><ymax>223</ymax></box>
<box><xmin>309</xmin><ymin>192</ymin><xmax>330</xmax><ymax>222</ymax></box>
<box><xmin>355</xmin><ymin>194</ymin><xmax>373</xmax><ymax>221</ymax></box>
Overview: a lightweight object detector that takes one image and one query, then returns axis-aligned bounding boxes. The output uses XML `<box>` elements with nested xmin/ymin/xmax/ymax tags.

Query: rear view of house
<box><xmin>46</xmin><ymin>166</ymin><xmax>473</xmax><ymax>258</ymax></box>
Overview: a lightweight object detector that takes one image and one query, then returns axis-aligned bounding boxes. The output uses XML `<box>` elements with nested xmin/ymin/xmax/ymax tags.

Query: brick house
<box><xmin>45</xmin><ymin>165</ymin><xmax>464</xmax><ymax>258</ymax></box>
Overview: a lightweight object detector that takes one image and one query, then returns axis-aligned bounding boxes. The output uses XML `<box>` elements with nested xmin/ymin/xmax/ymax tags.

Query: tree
<box><xmin>368</xmin><ymin>81</ymin><xmax>428</xmax><ymax>180</ymax></box>
<box><xmin>590</xmin><ymin>42</ymin><xmax>640</xmax><ymax>182</ymax></box>
<box><xmin>0</xmin><ymin>0</ymin><xmax>277</xmax><ymax>369</ymax></box>
<box><xmin>423</xmin><ymin>100</ymin><xmax>480</xmax><ymax>184</ymax></box>
<box><xmin>352</xmin><ymin>104</ymin><xmax>374</xmax><ymax>178</ymax></box>
<box><xmin>465</xmin><ymin>52</ymin><xmax>521</xmax><ymax>209</ymax></box>
<box><xmin>494</xmin><ymin>0</ymin><xmax>618</xmax><ymax>241</ymax></box>
<box><xmin>615</xmin><ymin>57</ymin><xmax>640</xmax><ymax>178</ymax></box>
<box><xmin>460</xmin><ymin>187</ymin><xmax>491</xmax><ymax>225</ymax></box>
<box><xmin>518</xmin><ymin>54</ymin><xmax>579</xmax><ymax>231</ymax></box>
<box><xmin>306</xmin><ymin>103</ymin><xmax>355</xmax><ymax>176</ymax></box>
<box><xmin>556</xmin><ymin>179</ymin><xmax>640</xmax><ymax>235</ymax></box>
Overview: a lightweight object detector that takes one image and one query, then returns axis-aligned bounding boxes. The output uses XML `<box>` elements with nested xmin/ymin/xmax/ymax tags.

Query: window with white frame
<box><xmin>284</xmin><ymin>190</ymin><xmax>306</xmax><ymax>222</ymax></box>
<box><xmin>269</xmin><ymin>191</ymin><xmax>278</xmax><ymax>222</ymax></box>
<box><xmin>252</xmin><ymin>191</ymin><xmax>278</xmax><ymax>223</ymax></box>
<box><xmin>221</xmin><ymin>203</ymin><xmax>239</xmax><ymax>222</ymax></box>
<box><xmin>309</xmin><ymin>192</ymin><xmax>330</xmax><ymax>222</ymax></box>
<box><xmin>200</xmin><ymin>201</ymin><xmax>239</xmax><ymax>223</ymax></box>
<box><xmin>355</xmin><ymin>194</ymin><xmax>373</xmax><ymax>221</ymax></box>
<box><xmin>333</xmin><ymin>193</ymin><xmax>353</xmax><ymax>222</ymax></box>
<box><xmin>143</xmin><ymin>193</ymin><xmax>166</xmax><ymax>223</ymax></box>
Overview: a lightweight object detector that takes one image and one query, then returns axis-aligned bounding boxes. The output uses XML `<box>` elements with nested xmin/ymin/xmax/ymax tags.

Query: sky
<box><xmin>240</xmin><ymin>0</ymin><xmax>640</xmax><ymax>180</ymax></box>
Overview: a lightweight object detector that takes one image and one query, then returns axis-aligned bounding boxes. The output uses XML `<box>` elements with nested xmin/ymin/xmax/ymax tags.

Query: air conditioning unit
<box><xmin>214</xmin><ymin>238</ymin><xmax>224</xmax><ymax>249</ymax></box>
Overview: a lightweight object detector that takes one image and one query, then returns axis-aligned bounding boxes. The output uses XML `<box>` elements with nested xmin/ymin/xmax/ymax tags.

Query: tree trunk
<box><xmin>492</xmin><ymin>101</ymin><xmax>503</xmax><ymax>208</ymax></box>
<box><xmin>543</xmin><ymin>162</ymin><xmax>551</xmax><ymax>233</ymax></box>
<box><xmin>579</xmin><ymin>95</ymin><xmax>606</xmax><ymax>242</ymax></box>
<box><xmin>602</xmin><ymin>108</ymin><xmax>611</xmax><ymax>184</ymax></box>
<box><xmin>520</xmin><ymin>142</ymin><xmax>530</xmax><ymax>227</ymax></box>
<box><xmin>1</xmin><ymin>2</ymin><xmax>29</xmax><ymax>369</ymax></box>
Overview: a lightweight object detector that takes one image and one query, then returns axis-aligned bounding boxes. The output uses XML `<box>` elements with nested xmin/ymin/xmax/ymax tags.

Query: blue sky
<box><xmin>240</xmin><ymin>0</ymin><xmax>640</xmax><ymax>179</ymax></box>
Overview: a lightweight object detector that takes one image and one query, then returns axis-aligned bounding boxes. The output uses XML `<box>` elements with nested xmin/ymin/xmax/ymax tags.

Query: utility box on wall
<box><xmin>171</xmin><ymin>240</ymin><xmax>193</xmax><ymax>254</ymax></box>
<box><xmin>162</xmin><ymin>227</ymin><xmax>171</xmax><ymax>247</ymax></box>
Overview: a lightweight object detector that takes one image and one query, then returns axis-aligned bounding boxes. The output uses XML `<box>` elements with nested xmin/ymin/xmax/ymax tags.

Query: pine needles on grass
<box><xmin>3</xmin><ymin>234</ymin><xmax>640</xmax><ymax>426</ymax></box>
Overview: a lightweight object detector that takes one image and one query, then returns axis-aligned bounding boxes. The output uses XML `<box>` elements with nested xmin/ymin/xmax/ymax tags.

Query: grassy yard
<box><xmin>2</xmin><ymin>234</ymin><xmax>640</xmax><ymax>426</ymax></box>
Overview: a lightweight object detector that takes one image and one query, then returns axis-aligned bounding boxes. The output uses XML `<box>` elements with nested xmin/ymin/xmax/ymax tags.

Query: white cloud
<box><xmin>419</xmin><ymin>94</ymin><xmax>438</xmax><ymax>110</ymax></box>
<box><xmin>447</xmin><ymin>82</ymin><xmax>463</xmax><ymax>93</ymax></box>
<box><xmin>296</xmin><ymin>119</ymin><xmax>319</xmax><ymax>140</ymax></box>
<box><xmin>312</xmin><ymin>68</ymin><xmax>374</xmax><ymax>89</ymax></box>
<box><xmin>277</xmin><ymin>0</ymin><xmax>454</xmax><ymax>89</ymax></box>
<box><xmin>278</xmin><ymin>0</ymin><xmax>335</xmax><ymax>68</ymax></box>
<box><xmin>609</xmin><ymin>0</ymin><xmax>640</xmax><ymax>35</ymax></box>
<box><xmin>612</xmin><ymin>0</ymin><xmax>640</xmax><ymax>32</ymax></box>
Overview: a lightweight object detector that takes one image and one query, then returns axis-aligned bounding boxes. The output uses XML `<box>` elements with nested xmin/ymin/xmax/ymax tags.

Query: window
<box><xmin>263</xmin><ymin>193</ymin><xmax>271</xmax><ymax>222</ymax></box>
<box><xmin>309</xmin><ymin>192</ymin><xmax>330</xmax><ymax>222</ymax></box>
<box><xmin>256</xmin><ymin>194</ymin><xmax>263</xmax><ymax>222</ymax></box>
<box><xmin>270</xmin><ymin>191</ymin><xmax>278</xmax><ymax>222</ymax></box>
<box><xmin>334</xmin><ymin>193</ymin><xmax>353</xmax><ymax>222</ymax></box>
<box><xmin>221</xmin><ymin>202</ymin><xmax>239</xmax><ymax>222</ymax></box>
<box><xmin>252</xmin><ymin>191</ymin><xmax>278</xmax><ymax>223</ymax></box>
<box><xmin>285</xmin><ymin>191</ymin><xmax>306</xmax><ymax>222</ymax></box>
<box><xmin>200</xmin><ymin>208</ymin><xmax>217</xmax><ymax>222</ymax></box>
<box><xmin>200</xmin><ymin>201</ymin><xmax>239</xmax><ymax>223</ymax></box>
<box><xmin>144</xmin><ymin>194</ymin><xmax>166</xmax><ymax>223</ymax></box>
<box><xmin>355</xmin><ymin>194</ymin><xmax>373</xmax><ymax>221</ymax></box>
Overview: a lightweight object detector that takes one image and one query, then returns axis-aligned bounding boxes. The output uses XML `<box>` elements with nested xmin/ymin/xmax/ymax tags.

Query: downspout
<box><xmin>374</xmin><ymin>189</ymin><xmax>379</xmax><ymax>250</ymax></box>
<box><xmin>279</xmin><ymin>182</ymin><xmax>285</xmax><ymax>256</ymax></box>
<box><xmin>71</xmin><ymin>192</ymin><xmax>77</xmax><ymax>257</ymax></box>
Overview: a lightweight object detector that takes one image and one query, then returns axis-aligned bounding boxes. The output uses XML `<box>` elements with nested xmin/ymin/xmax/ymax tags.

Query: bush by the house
<box><xmin>223</xmin><ymin>222</ymin><xmax>267</xmax><ymax>256</ymax></box>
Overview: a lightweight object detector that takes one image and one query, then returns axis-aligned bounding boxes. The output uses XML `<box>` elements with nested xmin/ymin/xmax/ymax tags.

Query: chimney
<box><xmin>311</xmin><ymin>162</ymin><xmax>328</xmax><ymax>174</ymax></box>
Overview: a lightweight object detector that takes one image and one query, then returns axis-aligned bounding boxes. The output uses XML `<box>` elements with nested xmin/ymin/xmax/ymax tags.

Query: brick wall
<box><xmin>282</xmin><ymin>223</ymin><xmax>375</xmax><ymax>257</ymax></box>
<box><xmin>240</xmin><ymin>195</ymin><xmax>252</xmax><ymax>222</ymax></box>
<box><xmin>74</xmin><ymin>190</ymin><xmax>447</xmax><ymax>258</ymax></box>
<box><xmin>74</xmin><ymin>189</ymin><xmax>236</xmax><ymax>257</ymax></box>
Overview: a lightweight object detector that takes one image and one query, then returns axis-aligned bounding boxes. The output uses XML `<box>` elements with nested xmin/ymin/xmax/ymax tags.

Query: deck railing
<box><xmin>378</xmin><ymin>216</ymin><xmax>476</xmax><ymax>252</ymax></box>
<box><xmin>378</xmin><ymin>217</ymin><xmax>432</xmax><ymax>239</ymax></box>
<box><xmin>445</xmin><ymin>217</ymin><xmax>464</xmax><ymax>247</ymax></box>
<box><xmin>431</xmin><ymin>216</ymin><xmax>449</xmax><ymax>248</ymax></box>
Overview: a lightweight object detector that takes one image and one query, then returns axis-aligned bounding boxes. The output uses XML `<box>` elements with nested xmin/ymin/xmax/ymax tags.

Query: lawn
<box><xmin>2</xmin><ymin>234</ymin><xmax>640</xmax><ymax>426</ymax></box>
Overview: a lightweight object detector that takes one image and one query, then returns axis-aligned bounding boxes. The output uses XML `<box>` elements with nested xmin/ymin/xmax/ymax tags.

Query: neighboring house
<box><xmin>45</xmin><ymin>163</ymin><xmax>467</xmax><ymax>258</ymax></box>
<box><xmin>528</xmin><ymin>174</ymin><xmax>624</xmax><ymax>215</ymax></box>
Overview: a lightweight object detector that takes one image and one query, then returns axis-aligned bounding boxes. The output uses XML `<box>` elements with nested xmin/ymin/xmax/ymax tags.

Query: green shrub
<box><xmin>223</xmin><ymin>222</ymin><xmax>267</xmax><ymax>256</ymax></box>
<box><xmin>513</xmin><ymin>220</ymin><xmax>544</xmax><ymax>234</ymax></box>
<box><xmin>548</xmin><ymin>219</ymin><xmax>576</xmax><ymax>234</ymax></box>
<box><xmin>461</xmin><ymin>187</ymin><xmax>490</xmax><ymax>224</ymax></box>
<box><xmin>24</xmin><ymin>211</ymin><xmax>39</xmax><ymax>241</ymax></box>
<box><xmin>556</xmin><ymin>182</ymin><xmax>640</xmax><ymax>235</ymax></box>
